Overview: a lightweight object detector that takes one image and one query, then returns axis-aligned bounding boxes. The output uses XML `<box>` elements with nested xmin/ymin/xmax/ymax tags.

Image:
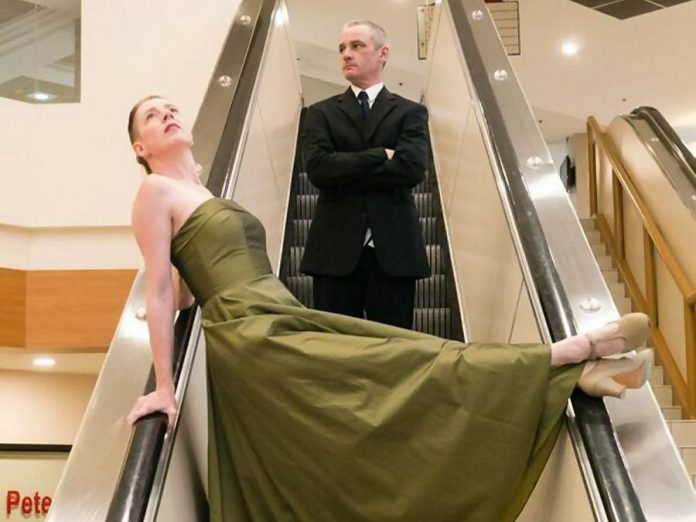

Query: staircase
<box><xmin>582</xmin><ymin>217</ymin><xmax>696</xmax><ymax>487</ymax></box>
<box><xmin>280</xmin><ymin>156</ymin><xmax>464</xmax><ymax>341</ymax></box>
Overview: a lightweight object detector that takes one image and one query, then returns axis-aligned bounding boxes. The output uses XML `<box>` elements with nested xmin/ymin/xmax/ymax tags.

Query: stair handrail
<box><xmin>446</xmin><ymin>1</ymin><xmax>645</xmax><ymax>520</ymax></box>
<box><xmin>587</xmin><ymin>115</ymin><xmax>696</xmax><ymax>416</ymax></box>
<box><xmin>629</xmin><ymin>106</ymin><xmax>696</xmax><ymax>185</ymax></box>
<box><xmin>105</xmin><ymin>1</ymin><xmax>282</xmax><ymax>520</ymax></box>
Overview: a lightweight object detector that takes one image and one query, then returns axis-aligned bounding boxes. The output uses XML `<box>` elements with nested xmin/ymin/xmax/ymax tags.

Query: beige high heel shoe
<box><xmin>586</xmin><ymin>312</ymin><xmax>651</xmax><ymax>359</ymax></box>
<box><xmin>578</xmin><ymin>350</ymin><xmax>654</xmax><ymax>399</ymax></box>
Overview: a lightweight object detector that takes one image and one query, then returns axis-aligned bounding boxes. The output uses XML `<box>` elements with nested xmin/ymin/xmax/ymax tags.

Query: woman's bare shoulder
<box><xmin>131</xmin><ymin>175</ymin><xmax>176</xmax><ymax>229</ymax></box>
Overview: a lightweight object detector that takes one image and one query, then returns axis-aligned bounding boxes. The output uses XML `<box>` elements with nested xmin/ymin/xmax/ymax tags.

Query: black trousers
<box><xmin>312</xmin><ymin>246</ymin><xmax>416</xmax><ymax>329</ymax></box>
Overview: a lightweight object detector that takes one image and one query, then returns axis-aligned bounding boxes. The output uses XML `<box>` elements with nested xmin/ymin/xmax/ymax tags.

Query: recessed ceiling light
<box><xmin>26</xmin><ymin>91</ymin><xmax>57</xmax><ymax>102</ymax></box>
<box><xmin>33</xmin><ymin>356</ymin><xmax>56</xmax><ymax>368</ymax></box>
<box><xmin>561</xmin><ymin>42</ymin><xmax>579</xmax><ymax>56</ymax></box>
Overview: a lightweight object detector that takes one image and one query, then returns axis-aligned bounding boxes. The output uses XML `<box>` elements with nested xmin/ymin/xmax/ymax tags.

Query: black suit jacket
<box><xmin>300</xmin><ymin>87</ymin><xmax>431</xmax><ymax>278</ymax></box>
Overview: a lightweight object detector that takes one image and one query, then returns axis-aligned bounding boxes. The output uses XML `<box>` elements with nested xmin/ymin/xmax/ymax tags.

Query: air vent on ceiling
<box><xmin>570</xmin><ymin>0</ymin><xmax>693</xmax><ymax>20</ymax></box>
<box><xmin>486</xmin><ymin>1</ymin><xmax>520</xmax><ymax>56</ymax></box>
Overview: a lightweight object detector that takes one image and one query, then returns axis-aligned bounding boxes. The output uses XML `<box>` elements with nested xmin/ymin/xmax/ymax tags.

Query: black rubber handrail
<box><xmin>106</xmin><ymin>1</ymin><xmax>278</xmax><ymax>521</ymax></box>
<box><xmin>447</xmin><ymin>1</ymin><xmax>645</xmax><ymax>520</ymax></box>
<box><xmin>630</xmin><ymin>106</ymin><xmax>696</xmax><ymax>187</ymax></box>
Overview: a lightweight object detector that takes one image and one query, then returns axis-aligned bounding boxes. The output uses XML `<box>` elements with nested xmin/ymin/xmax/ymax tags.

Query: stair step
<box><xmin>580</xmin><ymin>218</ymin><xmax>596</xmax><ymax>233</ymax></box>
<box><xmin>591</xmin><ymin>243</ymin><xmax>606</xmax><ymax>258</ymax></box>
<box><xmin>650</xmin><ymin>365</ymin><xmax>664</xmax><ymax>385</ymax></box>
<box><xmin>596</xmin><ymin>256</ymin><xmax>614</xmax><ymax>270</ymax></box>
<box><xmin>585</xmin><ymin>229</ymin><xmax>601</xmax><ymax>245</ymax></box>
<box><xmin>413</xmin><ymin>307</ymin><xmax>452</xmax><ymax>338</ymax></box>
<box><xmin>296</xmin><ymin>194</ymin><xmax>318</xmax><ymax>220</ymax></box>
<box><xmin>415</xmin><ymin>274</ymin><xmax>448</xmax><ymax>308</ymax></box>
<box><xmin>601</xmin><ymin>269</ymin><xmax>620</xmax><ymax>284</ymax></box>
<box><xmin>291</xmin><ymin>216</ymin><xmax>439</xmax><ymax>248</ymax></box>
<box><xmin>285</xmin><ymin>275</ymin><xmax>313</xmax><ymax>307</ymax></box>
<box><xmin>298</xmin><ymin>172</ymin><xmax>319</xmax><ymax>196</ymax></box>
<box><xmin>607</xmin><ymin>281</ymin><xmax>626</xmax><ymax>303</ymax></box>
<box><xmin>413</xmin><ymin>193</ymin><xmax>435</xmax><ymax>217</ymax></box>
<box><xmin>651</xmin><ymin>384</ymin><xmax>673</xmax><ymax>407</ymax></box>
<box><xmin>668</xmin><ymin>421</ymin><xmax>696</xmax><ymax>446</ymax></box>
<box><xmin>615</xmin><ymin>297</ymin><xmax>632</xmax><ymax>315</ymax></box>
<box><xmin>679</xmin><ymin>446</ymin><xmax>696</xmax><ymax>475</ymax></box>
<box><xmin>662</xmin><ymin>405</ymin><xmax>683</xmax><ymax>421</ymax></box>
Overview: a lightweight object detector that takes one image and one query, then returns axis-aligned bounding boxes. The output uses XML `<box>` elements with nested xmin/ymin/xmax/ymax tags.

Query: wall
<box><xmin>424</xmin><ymin>2</ymin><xmax>539</xmax><ymax>343</ymax></box>
<box><xmin>0</xmin><ymin>0</ymin><xmax>242</xmax><ymax>270</ymax></box>
<box><xmin>0</xmin><ymin>370</ymin><xmax>96</xmax><ymax>444</ymax></box>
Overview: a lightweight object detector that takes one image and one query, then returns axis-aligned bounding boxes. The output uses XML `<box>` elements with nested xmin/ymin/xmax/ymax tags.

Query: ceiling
<box><xmin>0</xmin><ymin>0</ymin><xmax>80</xmax><ymax>103</ymax></box>
<box><xmin>286</xmin><ymin>0</ymin><xmax>696</xmax><ymax>144</ymax></box>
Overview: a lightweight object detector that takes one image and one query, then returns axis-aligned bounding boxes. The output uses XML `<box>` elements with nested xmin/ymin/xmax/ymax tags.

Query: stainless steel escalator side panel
<box><xmin>48</xmin><ymin>2</ymin><xmax>269</xmax><ymax>520</ymax></box>
<box><xmin>453</xmin><ymin>0</ymin><xmax>696</xmax><ymax>519</ymax></box>
<box><xmin>623</xmin><ymin>116</ymin><xmax>696</xmax><ymax>218</ymax></box>
<box><xmin>47</xmin><ymin>273</ymin><xmax>152</xmax><ymax>522</ymax></box>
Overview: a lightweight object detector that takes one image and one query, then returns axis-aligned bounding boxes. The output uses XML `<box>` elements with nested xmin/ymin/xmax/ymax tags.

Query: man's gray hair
<box><xmin>342</xmin><ymin>19</ymin><xmax>389</xmax><ymax>48</ymax></box>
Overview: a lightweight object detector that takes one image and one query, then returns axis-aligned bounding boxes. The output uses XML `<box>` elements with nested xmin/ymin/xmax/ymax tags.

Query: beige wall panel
<box><xmin>510</xmin><ymin>282</ymin><xmax>543</xmax><ymax>344</ymax></box>
<box><xmin>656</xmin><ymin>257</ymin><xmax>687</xmax><ymax>380</ymax></box>
<box><xmin>0</xmin><ymin>269</ymin><xmax>26</xmax><ymax>347</ymax></box>
<box><xmin>517</xmin><ymin>426</ymin><xmax>593</xmax><ymax>521</ymax></box>
<box><xmin>0</xmin><ymin>225</ymin><xmax>139</xmax><ymax>271</ymax></box>
<box><xmin>235</xmin><ymin>104</ymin><xmax>287</xmax><ymax>271</ymax></box>
<box><xmin>424</xmin><ymin>2</ymin><xmax>530</xmax><ymax>342</ymax></box>
<box><xmin>30</xmin><ymin>0</ymin><xmax>242</xmax><ymax>228</ymax></box>
<box><xmin>235</xmin><ymin>11</ymin><xmax>302</xmax><ymax>271</ymax></box>
<box><xmin>256</xmin><ymin>13</ymin><xmax>303</xmax><ymax>272</ymax></box>
<box><xmin>623</xmin><ymin>195</ymin><xmax>646</xmax><ymax>296</ymax></box>
<box><xmin>424</xmin><ymin>7</ymin><xmax>471</xmax><ymax>215</ymax></box>
<box><xmin>571</xmin><ymin>133</ymin><xmax>590</xmax><ymax>218</ymax></box>
<box><xmin>0</xmin><ymin>370</ymin><xmax>96</xmax><ymax>445</ymax></box>
<box><xmin>24</xmin><ymin>269</ymin><xmax>136</xmax><ymax>350</ymax></box>
<box><xmin>1</xmin><ymin>0</ymin><xmax>241</xmax><ymax>276</ymax></box>
<box><xmin>300</xmin><ymin>76</ymin><xmax>344</xmax><ymax>106</ymax></box>
<box><xmin>607</xmin><ymin>118</ymin><xmax>696</xmax><ymax>288</ymax></box>
<box><xmin>0</xmin><ymin>101</ymin><xmax>31</xmax><ymax>224</ymax></box>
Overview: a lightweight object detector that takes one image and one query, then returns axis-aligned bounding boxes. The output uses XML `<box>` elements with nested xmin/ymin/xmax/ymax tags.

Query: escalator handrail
<box><xmin>629</xmin><ymin>106</ymin><xmax>696</xmax><ymax>186</ymax></box>
<box><xmin>106</xmin><ymin>1</ymin><xmax>278</xmax><ymax>520</ymax></box>
<box><xmin>445</xmin><ymin>1</ymin><xmax>645</xmax><ymax>520</ymax></box>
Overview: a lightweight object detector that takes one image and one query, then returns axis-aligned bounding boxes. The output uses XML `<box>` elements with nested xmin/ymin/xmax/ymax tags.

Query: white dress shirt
<box><xmin>350</xmin><ymin>82</ymin><xmax>384</xmax><ymax>248</ymax></box>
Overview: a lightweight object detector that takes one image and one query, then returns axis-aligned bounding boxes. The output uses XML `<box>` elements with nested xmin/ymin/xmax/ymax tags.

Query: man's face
<box><xmin>338</xmin><ymin>25</ymin><xmax>389</xmax><ymax>89</ymax></box>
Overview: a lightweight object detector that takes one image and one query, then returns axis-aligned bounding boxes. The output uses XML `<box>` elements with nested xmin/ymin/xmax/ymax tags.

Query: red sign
<box><xmin>5</xmin><ymin>490</ymin><xmax>52</xmax><ymax>517</ymax></box>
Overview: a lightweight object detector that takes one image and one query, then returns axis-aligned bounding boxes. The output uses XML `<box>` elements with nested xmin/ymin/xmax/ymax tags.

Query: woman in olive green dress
<box><xmin>124</xmin><ymin>95</ymin><xmax>652</xmax><ymax>522</ymax></box>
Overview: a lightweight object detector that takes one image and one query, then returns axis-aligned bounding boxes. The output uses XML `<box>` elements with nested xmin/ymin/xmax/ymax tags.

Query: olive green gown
<box><xmin>171</xmin><ymin>198</ymin><xmax>583</xmax><ymax>522</ymax></box>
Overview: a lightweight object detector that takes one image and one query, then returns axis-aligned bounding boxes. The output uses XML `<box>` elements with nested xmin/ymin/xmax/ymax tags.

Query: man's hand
<box><xmin>385</xmin><ymin>148</ymin><xmax>395</xmax><ymax>160</ymax></box>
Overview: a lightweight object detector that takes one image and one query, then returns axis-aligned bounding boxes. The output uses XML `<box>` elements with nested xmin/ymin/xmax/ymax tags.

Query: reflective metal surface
<box><xmin>48</xmin><ymin>1</ymin><xmax>269</xmax><ymax>520</ymax></box>
<box><xmin>624</xmin><ymin>114</ymin><xmax>696</xmax><ymax>218</ymax></box>
<box><xmin>446</xmin><ymin>0</ymin><xmax>696</xmax><ymax>520</ymax></box>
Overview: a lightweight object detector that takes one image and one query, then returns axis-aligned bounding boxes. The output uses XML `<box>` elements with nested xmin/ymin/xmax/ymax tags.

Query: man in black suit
<box><xmin>301</xmin><ymin>19</ymin><xmax>430</xmax><ymax>329</ymax></box>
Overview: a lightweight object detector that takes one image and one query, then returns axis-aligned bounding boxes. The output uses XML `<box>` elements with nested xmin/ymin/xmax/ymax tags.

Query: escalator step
<box><xmin>426</xmin><ymin>245</ymin><xmax>443</xmax><ymax>274</ymax></box>
<box><xmin>415</xmin><ymin>274</ymin><xmax>448</xmax><ymax>308</ymax></box>
<box><xmin>290</xmin><ymin>217</ymin><xmax>437</xmax><ymax>247</ymax></box>
<box><xmin>413</xmin><ymin>307</ymin><xmax>452</xmax><ymax>338</ymax></box>
<box><xmin>285</xmin><ymin>275</ymin><xmax>313</xmax><ymax>308</ymax></box>
<box><xmin>296</xmin><ymin>193</ymin><xmax>434</xmax><ymax>220</ymax></box>
<box><xmin>298</xmin><ymin>171</ymin><xmax>433</xmax><ymax>196</ymax></box>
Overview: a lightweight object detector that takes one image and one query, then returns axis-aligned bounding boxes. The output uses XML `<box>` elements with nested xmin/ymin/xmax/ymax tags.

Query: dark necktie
<box><xmin>357</xmin><ymin>90</ymin><xmax>370</xmax><ymax>117</ymax></box>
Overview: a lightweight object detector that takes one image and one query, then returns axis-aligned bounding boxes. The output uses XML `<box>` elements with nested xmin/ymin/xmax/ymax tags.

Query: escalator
<box><xmin>47</xmin><ymin>0</ymin><xmax>696</xmax><ymax>520</ymax></box>
<box><xmin>280</xmin><ymin>134</ymin><xmax>465</xmax><ymax>341</ymax></box>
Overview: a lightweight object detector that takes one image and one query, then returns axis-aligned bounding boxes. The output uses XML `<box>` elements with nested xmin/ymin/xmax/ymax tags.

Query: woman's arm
<box><xmin>126</xmin><ymin>179</ymin><xmax>178</xmax><ymax>429</ymax></box>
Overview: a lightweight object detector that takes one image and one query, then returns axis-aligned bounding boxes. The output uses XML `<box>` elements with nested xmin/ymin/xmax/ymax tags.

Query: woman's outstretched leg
<box><xmin>549</xmin><ymin>312</ymin><xmax>653</xmax><ymax>398</ymax></box>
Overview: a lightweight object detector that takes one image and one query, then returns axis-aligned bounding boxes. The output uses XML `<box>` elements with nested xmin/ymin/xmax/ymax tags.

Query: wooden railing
<box><xmin>588</xmin><ymin>116</ymin><xmax>696</xmax><ymax>418</ymax></box>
